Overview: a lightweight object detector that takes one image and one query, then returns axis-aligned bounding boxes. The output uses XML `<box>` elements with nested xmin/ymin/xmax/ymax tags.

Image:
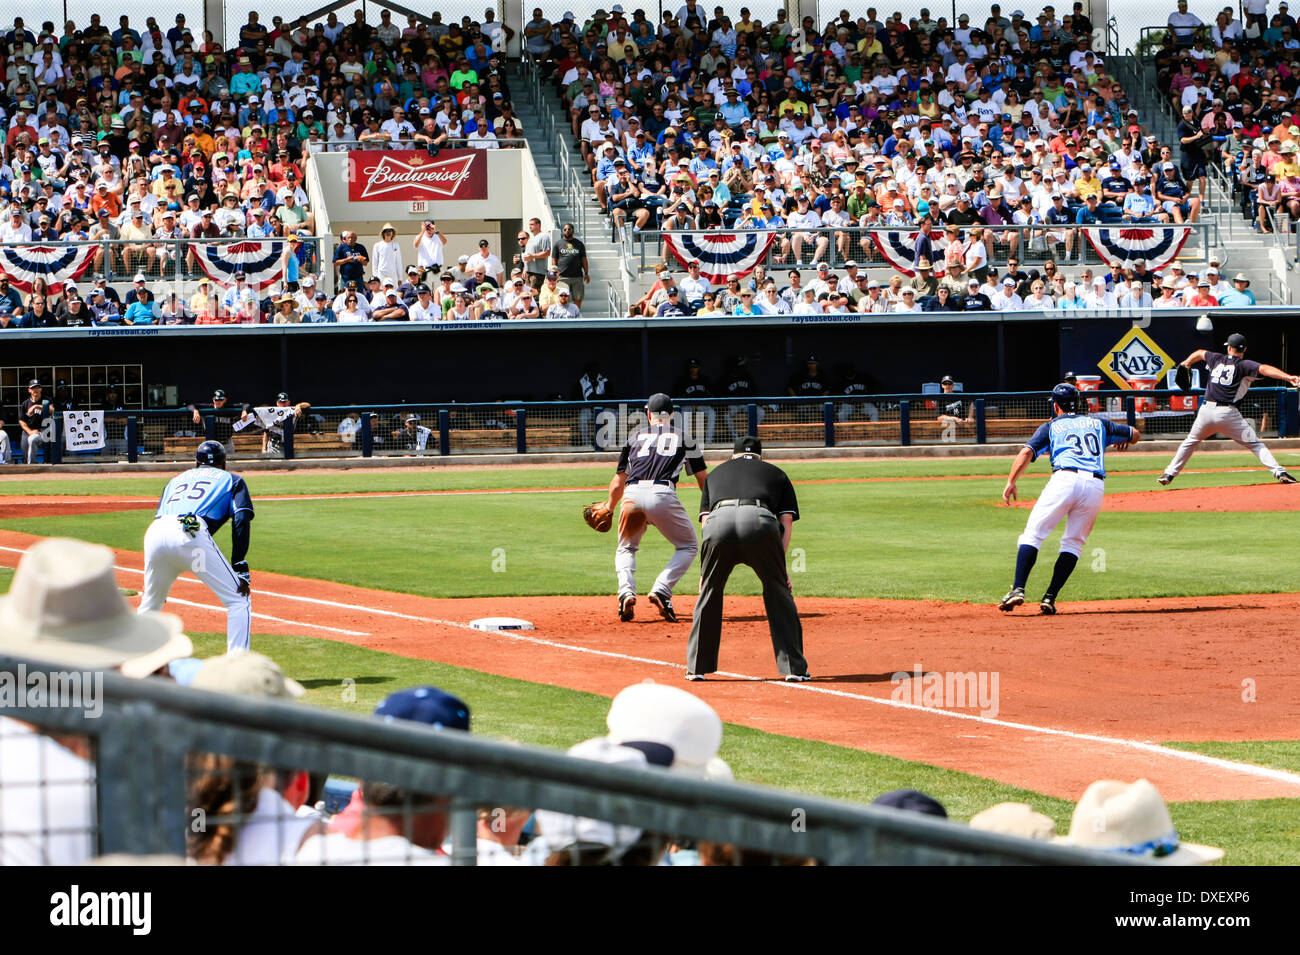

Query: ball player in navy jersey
<box><xmin>139</xmin><ymin>441</ymin><xmax>254</xmax><ymax>652</ymax></box>
<box><xmin>1158</xmin><ymin>333</ymin><xmax>1299</xmax><ymax>486</ymax></box>
<box><xmin>598</xmin><ymin>393</ymin><xmax>708</xmax><ymax>623</ymax></box>
<box><xmin>998</xmin><ymin>384</ymin><xmax>1139</xmax><ymax>615</ymax></box>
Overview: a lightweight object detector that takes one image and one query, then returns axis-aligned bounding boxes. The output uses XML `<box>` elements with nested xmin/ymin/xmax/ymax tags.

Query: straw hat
<box><xmin>0</xmin><ymin>538</ymin><xmax>191</xmax><ymax>678</ymax></box>
<box><xmin>1054</xmin><ymin>779</ymin><xmax>1224</xmax><ymax>864</ymax></box>
<box><xmin>191</xmin><ymin>651</ymin><xmax>304</xmax><ymax>699</ymax></box>
<box><xmin>970</xmin><ymin>802</ymin><xmax>1056</xmax><ymax>840</ymax></box>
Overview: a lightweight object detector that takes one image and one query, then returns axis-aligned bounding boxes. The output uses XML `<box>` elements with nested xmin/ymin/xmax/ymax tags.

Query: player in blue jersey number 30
<box><xmin>997</xmin><ymin>384</ymin><xmax>1140</xmax><ymax>615</ymax></box>
<box><xmin>138</xmin><ymin>441</ymin><xmax>254</xmax><ymax>652</ymax></box>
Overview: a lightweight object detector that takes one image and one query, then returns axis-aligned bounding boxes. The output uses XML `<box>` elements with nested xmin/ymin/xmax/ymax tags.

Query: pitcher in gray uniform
<box><xmin>1159</xmin><ymin>334</ymin><xmax>1299</xmax><ymax>486</ymax></box>
<box><xmin>601</xmin><ymin>393</ymin><xmax>709</xmax><ymax>624</ymax></box>
<box><xmin>686</xmin><ymin>435</ymin><xmax>810</xmax><ymax>682</ymax></box>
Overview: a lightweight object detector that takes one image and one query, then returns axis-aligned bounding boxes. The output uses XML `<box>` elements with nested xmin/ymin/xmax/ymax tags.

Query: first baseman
<box><xmin>600</xmin><ymin>393</ymin><xmax>708</xmax><ymax>623</ymax></box>
<box><xmin>998</xmin><ymin>384</ymin><xmax>1139</xmax><ymax>615</ymax></box>
<box><xmin>139</xmin><ymin>441</ymin><xmax>254</xmax><ymax>653</ymax></box>
<box><xmin>1158</xmin><ymin>333</ymin><xmax>1299</xmax><ymax>486</ymax></box>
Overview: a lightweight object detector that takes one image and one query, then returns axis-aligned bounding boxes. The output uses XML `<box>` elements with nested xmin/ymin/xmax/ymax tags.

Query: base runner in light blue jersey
<box><xmin>997</xmin><ymin>384</ymin><xmax>1140</xmax><ymax>615</ymax></box>
<box><xmin>138</xmin><ymin>441</ymin><xmax>255</xmax><ymax>652</ymax></box>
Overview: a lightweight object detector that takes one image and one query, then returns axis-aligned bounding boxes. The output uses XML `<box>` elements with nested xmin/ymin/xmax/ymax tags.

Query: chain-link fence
<box><xmin>0</xmin><ymin>654</ymin><xmax>1146</xmax><ymax>866</ymax></box>
<box><xmin>12</xmin><ymin>391</ymin><xmax>1296</xmax><ymax>463</ymax></box>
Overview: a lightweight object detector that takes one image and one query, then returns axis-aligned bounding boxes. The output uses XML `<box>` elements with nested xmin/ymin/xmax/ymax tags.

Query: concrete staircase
<box><xmin>512</xmin><ymin>95</ymin><xmax>628</xmax><ymax>315</ymax></box>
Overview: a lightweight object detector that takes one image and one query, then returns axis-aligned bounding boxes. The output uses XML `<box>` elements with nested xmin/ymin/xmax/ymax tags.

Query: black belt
<box><xmin>632</xmin><ymin>479</ymin><xmax>676</xmax><ymax>486</ymax></box>
<box><xmin>1056</xmin><ymin>467</ymin><xmax>1104</xmax><ymax>480</ymax></box>
<box><xmin>711</xmin><ymin>499</ymin><xmax>770</xmax><ymax>509</ymax></box>
<box><xmin>1202</xmin><ymin>400</ymin><xmax>1235</xmax><ymax>408</ymax></box>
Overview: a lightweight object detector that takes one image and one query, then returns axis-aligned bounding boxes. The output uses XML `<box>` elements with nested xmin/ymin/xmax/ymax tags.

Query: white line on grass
<box><xmin>0</xmin><ymin>542</ymin><xmax>1294</xmax><ymax>789</ymax></box>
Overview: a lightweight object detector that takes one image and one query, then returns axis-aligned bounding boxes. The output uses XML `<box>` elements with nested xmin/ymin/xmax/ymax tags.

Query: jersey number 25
<box><xmin>167</xmin><ymin>480</ymin><xmax>212</xmax><ymax>503</ymax></box>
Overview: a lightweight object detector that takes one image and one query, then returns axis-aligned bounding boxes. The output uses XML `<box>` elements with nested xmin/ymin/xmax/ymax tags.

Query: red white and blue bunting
<box><xmin>662</xmin><ymin>231</ymin><xmax>779</xmax><ymax>282</ymax></box>
<box><xmin>869</xmin><ymin>231</ymin><xmax>924</xmax><ymax>277</ymax></box>
<box><xmin>1083</xmin><ymin>226</ymin><xmax>1192</xmax><ymax>272</ymax></box>
<box><xmin>0</xmin><ymin>244</ymin><xmax>98</xmax><ymax>293</ymax></box>
<box><xmin>194</xmin><ymin>240</ymin><xmax>287</xmax><ymax>290</ymax></box>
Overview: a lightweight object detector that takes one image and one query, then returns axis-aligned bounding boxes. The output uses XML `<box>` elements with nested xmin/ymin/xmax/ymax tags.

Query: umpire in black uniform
<box><xmin>686</xmin><ymin>435</ymin><xmax>810</xmax><ymax>682</ymax></box>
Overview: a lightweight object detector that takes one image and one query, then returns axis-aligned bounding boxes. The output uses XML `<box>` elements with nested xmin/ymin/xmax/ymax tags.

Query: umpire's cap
<box><xmin>195</xmin><ymin>440</ymin><xmax>226</xmax><ymax>469</ymax></box>
<box><xmin>1051</xmin><ymin>383</ymin><xmax>1080</xmax><ymax>412</ymax></box>
<box><xmin>646</xmin><ymin>392</ymin><xmax>674</xmax><ymax>413</ymax></box>
<box><xmin>1225</xmin><ymin>333</ymin><xmax>1248</xmax><ymax>349</ymax></box>
<box><xmin>734</xmin><ymin>435</ymin><xmax>763</xmax><ymax>455</ymax></box>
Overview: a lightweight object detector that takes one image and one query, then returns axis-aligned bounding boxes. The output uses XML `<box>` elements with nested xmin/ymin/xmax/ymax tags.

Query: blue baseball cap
<box><xmin>872</xmin><ymin>788</ymin><xmax>948</xmax><ymax>817</ymax></box>
<box><xmin>374</xmin><ymin>686</ymin><xmax>470</xmax><ymax>730</ymax></box>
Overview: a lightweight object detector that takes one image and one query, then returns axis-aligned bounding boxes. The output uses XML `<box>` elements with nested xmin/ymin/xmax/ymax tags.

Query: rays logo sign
<box><xmin>348</xmin><ymin>149</ymin><xmax>487</xmax><ymax>201</ymax></box>
<box><xmin>1099</xmin><ymin>327</ymin><xmax>1176</xmax><ymax>389</ymax></box>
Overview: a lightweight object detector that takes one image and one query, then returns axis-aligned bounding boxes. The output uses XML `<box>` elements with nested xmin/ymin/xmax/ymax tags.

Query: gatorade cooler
<box><xmin>1170</xmin><ymin>391</ymin><xmax>1199</xmax><ymax>412</ymax></box>
<box><xmin>1131</xmin><ymin>376</ymin><xmax>1159</xmax><ymax>413</ymax></box>
<box><xmin>1075</xmin><ymin>375</ymin><xmax>1103</xmax><ymax>412</ymax></box>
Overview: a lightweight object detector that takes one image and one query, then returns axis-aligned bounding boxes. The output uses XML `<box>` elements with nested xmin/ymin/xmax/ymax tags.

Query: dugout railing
<box><xmin>0</xmin><ymin>653</ymin><xmax>1148</xmax><ymax>866</ymax></box>
<box><xmin>19</xmin><ymin>389</ymin><xmax>1298</xmax><ymax>464</ymax></box>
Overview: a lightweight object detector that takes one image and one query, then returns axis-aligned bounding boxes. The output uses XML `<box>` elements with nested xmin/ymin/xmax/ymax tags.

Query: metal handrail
<box><xmin>321</xmin><ymin>136</ymin><xmax>527</xmax><ymax>151</ymax></box>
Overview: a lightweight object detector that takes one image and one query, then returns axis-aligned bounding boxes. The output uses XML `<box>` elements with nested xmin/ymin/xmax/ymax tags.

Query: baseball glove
<box><xmin>1174</xmin><ymin>364</ymin><xmax>1192</xmax><ymax>390</ymax></box>
<box><xmin>583</xmin><ymin>501</ymin><xmax>613</xmax><ymax>532</ymax></box>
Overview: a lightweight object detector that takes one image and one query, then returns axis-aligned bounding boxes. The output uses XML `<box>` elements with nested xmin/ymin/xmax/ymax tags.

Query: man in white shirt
<box><xmin>785</xmin><ymin>196</ymin><xmax>828</xmax><ymax>263</ymax></box>
<box><xmin>412</xmin><ymin>220</ymin><xmax>445</xmax><ymax>269</ymax></box>
<box><xmin>1167</xmin><ymin>0</ymin><xmax>1203</xmax><ymax>42</ymax></box>
<box><xmin>990</xmin><ymin>276</ymin><xmax>1023</xmax><ymax>310</ymax></box>
<box><xmin>677</xmin><ymin>260</ymin><xmax>711</xmax><ymax>307</ymax></box>
<box><xmin>465</xmin><ymin>239</ymin><xmax>505</xmax><ymax>284</ymax></box>
<box><xmin>1118</xmin><ymin>279</ymin><xmax>1153</xmax><ymax>309</ymax></box>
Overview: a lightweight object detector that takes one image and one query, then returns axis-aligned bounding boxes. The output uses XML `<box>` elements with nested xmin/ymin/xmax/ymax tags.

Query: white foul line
<box><xmin>0</xmin><ymin>543</ymin><xmax>1295</xmax><ymax>789</ymax></box>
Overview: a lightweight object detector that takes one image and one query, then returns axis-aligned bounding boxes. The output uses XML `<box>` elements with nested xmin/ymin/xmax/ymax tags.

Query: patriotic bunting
<box><xmin>0</xmin><ymin>244</ymin><xmax>98</xmax><ymax>293</ymax></box>
<box><xmin>194</xmin><ymin>240</ymin><xmax>288</xmax><ymax>290</ymax></box>
<box><xmin>662</xmin><ymin>231</ymin><xmax>779</xmax><ymax>282</ymax></box>
<box><xmin>1083</xmin><ymin>226</ymin><xmax>1191</xmax><ymax>272</ymax></box>
<box><xmin>869</xmin><ymin>230</ymin><xmax>924</xmax><ymax>277</ymax></box>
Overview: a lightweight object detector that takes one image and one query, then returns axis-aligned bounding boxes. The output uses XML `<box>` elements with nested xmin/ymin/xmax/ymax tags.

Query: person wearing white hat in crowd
<box><xmin>372</xmin><ymin>222</ymin><xmax>403</xmax><ymax>287</ymax></box>
<box><xmin>187</xmin><ymin>652</ymin><xmax>322</xmax><ymax>865</ymax></box>
<box><xmin>1118</xmin><ymin>279</ymin><xmax>1153</xmax><ymax>310</ymax></box>
<box><xmin>1054</xmin><ymin>779</ymin><xmax>1224</xmax><ymax>863</ymax></box>
<box><xmin>969</xmin><ymin>802</ymin><xmax>1057</xmax><ymax>841</ymax></box>
<box><xmin>0</xmin><ymin>537</ymin><xmax>193</xmax><ymax>865</ymax></box>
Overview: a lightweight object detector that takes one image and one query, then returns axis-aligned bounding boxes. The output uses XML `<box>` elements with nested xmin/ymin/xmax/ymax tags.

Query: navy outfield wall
<box><xmin>4</xmin><ymin>313</ymin><xmax>1291</xmax><ymax>406</ymax></box>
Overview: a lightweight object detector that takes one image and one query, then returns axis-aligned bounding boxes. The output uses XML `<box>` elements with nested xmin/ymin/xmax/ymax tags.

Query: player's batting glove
<box><xmin>179</xmin><ymin>514</ymin><xmax>200</xmax><ymax>537</ymax></box>
<box><xmin>232</xmin><ymin>560</ymin><xmax>251</xmax><ymax>597</ymax></box>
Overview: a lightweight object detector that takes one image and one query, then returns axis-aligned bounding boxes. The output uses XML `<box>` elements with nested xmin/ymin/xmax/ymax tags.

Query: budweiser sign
<box><xmin>349</xmin><ymin>149</ymin><xmax>488</xmax><ymax>201</ymax></box>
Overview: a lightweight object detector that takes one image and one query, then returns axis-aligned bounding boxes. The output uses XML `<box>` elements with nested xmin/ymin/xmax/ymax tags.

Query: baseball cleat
<box><xmin>685</xmin><ymin>672</ymin><xmax>706</xmax><ymax>682</ymax></box>
<box><xmin>1039</xmin><ymin>594</ymin><xmax>1057</xmax><ymax>615</ymax></box>
<box><xmin>783</xmin><ymin>673</ymin><xmax>812</xmax><ymax>682</ymax></box>
<box><xmin>648</xmin><ymin>592</ymin><xmax>678</xmax><ymax>622</ymax></box>
<box><xmin>998</xmin><ymin>587</ymin><xmax>1025</xmax><ymax>612</ymax></box>
<box><xmin>1277</xmin><ymin>471</ymin><xmax>1297</xmax><ymax>485</ymax></box>
<box><xmin>618</xmin><ymin>593</ymin><xmax>636</xmax><ymax>622</ymax></box>
<box><xmin>1157</xmin><ymin>473</ymin><xmax>1174</xmax><ymax>486</ymax></box>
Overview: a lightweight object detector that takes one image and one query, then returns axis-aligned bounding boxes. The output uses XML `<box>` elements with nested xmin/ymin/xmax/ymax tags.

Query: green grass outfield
<box><xmin>2</xmin><ymin>454</ymin><xmax>1297</xmax><ymax>863</ymax></box>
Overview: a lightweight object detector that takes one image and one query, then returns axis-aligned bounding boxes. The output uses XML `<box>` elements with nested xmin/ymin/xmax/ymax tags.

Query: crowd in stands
<box><xmin>524</xmin><ymin>3</ymin><xmax>1282</xmax><ymax>313</ymax></box>
<box><xmin>0</xmin><ymin>8</ymin><xmax>526</xmax><ymax>326</ymax></box>
<box><xmin>0</xmin><ymin>536</ymin><xmax>1228</xmax><ymax>865</ymax></box>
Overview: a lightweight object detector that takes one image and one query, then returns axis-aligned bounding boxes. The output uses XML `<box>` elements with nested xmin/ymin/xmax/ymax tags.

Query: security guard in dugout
<box><xmin>686</xmin><ymin>435</ymin><xmax>810</xmax><ymax>683</ymax></box>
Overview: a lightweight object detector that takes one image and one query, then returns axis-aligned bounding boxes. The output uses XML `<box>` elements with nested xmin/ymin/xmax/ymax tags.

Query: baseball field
<box><xmin>3</xmin><ymin>448</ymin><xmax>1299</xmax><ymax>863</ymax></box>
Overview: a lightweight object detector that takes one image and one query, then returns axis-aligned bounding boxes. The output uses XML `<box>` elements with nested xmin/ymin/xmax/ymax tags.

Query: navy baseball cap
<box><xmin>1225</xmin><ymin>333</ymin><xmax>1248</xmax><ymax>348</ymax></box>
<box><xmin>646</xmin><ymin>392</ymin><xmax>674</xmax><ymax>413</ymax></box>
<box><xmin>374</xmin><ymin>686</ymin><xmax>470</xmax><ymax>730</ymax></box>
<box><xmin>1051</xmin><ymin>383</ymin><xmax>1080</xmax><ymax>408</ymax></box>
<box><xmin>734</xmin><ymin>435</ymin><xmax>763</xmax><ymax>454</ymax></box>
<box><xmin>872</xmin><ymin>788</ymin><xmax>948</xmax><ymax>817</ymax></box>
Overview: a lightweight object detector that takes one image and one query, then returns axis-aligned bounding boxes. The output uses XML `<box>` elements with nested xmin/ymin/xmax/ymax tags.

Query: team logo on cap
<box><xmin>1099</xmin><ymin>327</ymin><xmax>1176</xmax><ymax>390</ymax></box>
<box><xmin>350</xmin><ymin>149</ymin><xmax>487</xmax><ymax>201</ymax></box>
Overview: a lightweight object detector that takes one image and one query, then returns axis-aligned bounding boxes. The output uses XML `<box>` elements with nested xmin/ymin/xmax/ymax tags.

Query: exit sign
<box><xmin>408</xmin><ymin>199</ymin><xmax>430</xmax><ymax>215</ymax></box>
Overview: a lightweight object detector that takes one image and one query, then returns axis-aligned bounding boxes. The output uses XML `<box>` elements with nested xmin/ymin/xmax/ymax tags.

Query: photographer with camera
<box><xmin>413</xmin><ymin>219</ymin><xmax>445</xmax><ymax>271</ymax></box>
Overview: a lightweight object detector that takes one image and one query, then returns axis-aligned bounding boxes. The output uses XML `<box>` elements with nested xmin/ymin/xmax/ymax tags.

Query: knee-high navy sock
<box><xmin>1045</xmin><ymin>552</ymin><xmax>1080</xmax><ymax>598</ymax></box>
<box><xmin>1013</xmin><ymin>544</ymin><xmax>1039</xmax><ymax>590</ymax></box>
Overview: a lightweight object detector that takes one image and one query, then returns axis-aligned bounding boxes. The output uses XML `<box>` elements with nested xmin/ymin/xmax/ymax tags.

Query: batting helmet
<box><xmin>1050</xmin><ymin>383</ymin><xmax>1080</xmax><ymax>413</ymax></box>
<box><xmin>196</xmin><ymin>440</ymin><xmax>227</xmax><ymax>469</ymax></box>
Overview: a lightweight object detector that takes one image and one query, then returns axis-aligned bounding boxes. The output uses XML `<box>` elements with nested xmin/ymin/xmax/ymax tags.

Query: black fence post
<box><xmin>1125</xmin><ymin>395</ymin><xmax>1136</xmax><ymax>429</ymax></box>
<box><xmin>900</xmin><ymin>400</ymin><xmax>911</xmax><ymax>447</ymax></box>
<box><xmin>747</xmin><ymin>403</ymin><xmax>758</xmax><ymax>435</ymax></box>
<box><xmin>516</xmin><ymin>408</ymin><xmax>527</xmax><ymax>454</ymax></box>
<box><xmin>204</xmin><ymin>414</ymin><xmax>215</xmax><ymax>442</ymax></box>
<box><xmin>1287</xmin><ymin>390</ymin><xmax>1300</xmax><ymax>437</ymax></box>
<box><xmin>438</xmin><ymin>409</ymin><xmax>450</xmax><ymax>456</ymax></box>
<box><xmin>975</xmin><ymin>398</ymin><xmax>987</xmax><ymax>445</ymax></box>
<box><xmin>823</xmin><ymin>401</ymin><xmax>835</xmax><ymax>447</ymax></box>
<box><xmin>127</xmin><ymin>416</ymin><xmax>138</xmax><ymax>464</ymax></box>
<box><xmin>282</xmin><ymin>414</ymin><xmax>295</xmax><ymax>460</ymax></box>
<box><xmin>360</xmin><ymin>414</ymin><xmax>373</xmax><ymax>457</ymax></box>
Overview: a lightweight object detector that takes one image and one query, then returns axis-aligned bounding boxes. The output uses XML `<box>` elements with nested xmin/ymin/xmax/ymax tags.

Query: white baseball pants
<box><xmin>616</xmin><ymin>483</ymin><xmax>699</xmax><ymax>599</ymax></box>
<box><xmin>1017</xmin><ymin>470</ymin><xmax>1105</xmax><ymax>558</ymax></box>
<box><xmin>139</xmin><ymin>516</ymin><xmax>251</xmax><ymax>653</ymax></box>
<box><xmin>1164</xmin><ymin>402</ymin><xmax>1285</xmax><ymax>478</ymax></box>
